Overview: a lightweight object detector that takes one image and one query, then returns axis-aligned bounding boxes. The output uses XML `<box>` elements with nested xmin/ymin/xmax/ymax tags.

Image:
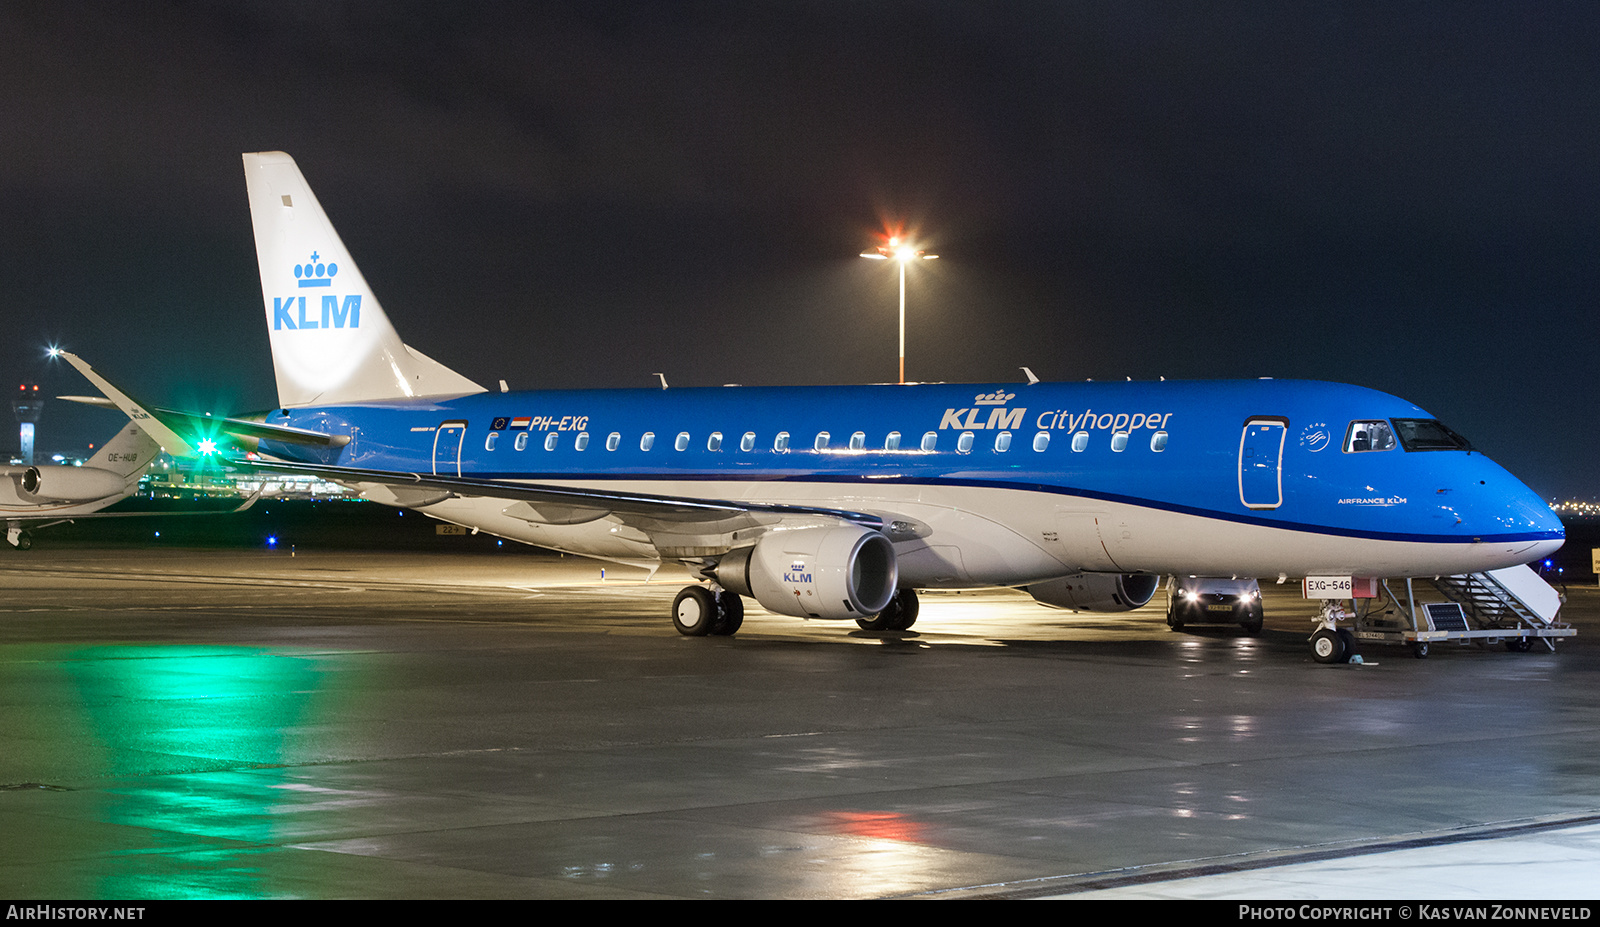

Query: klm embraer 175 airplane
<box><xmin>66</xmin><ymin>152</ymin><xmax>1565</xmax><ymax>658</ymax></box>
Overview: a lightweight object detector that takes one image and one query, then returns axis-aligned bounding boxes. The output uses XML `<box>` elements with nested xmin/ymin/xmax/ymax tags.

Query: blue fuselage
<box><xmin>260</xmin><ymin>378</ymin><xmax>1562</xmax><ymax>580</ymax></box>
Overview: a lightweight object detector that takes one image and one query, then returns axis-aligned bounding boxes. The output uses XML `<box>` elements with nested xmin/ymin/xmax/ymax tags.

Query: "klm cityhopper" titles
<box><xmin>939</xmin><ymin>391</ymin><xmax>1175</xmax><ymax>433</ymax></box>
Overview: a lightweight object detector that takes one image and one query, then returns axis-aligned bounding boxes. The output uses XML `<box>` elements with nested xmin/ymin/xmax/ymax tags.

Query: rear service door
<box><xmin>1238</xmin><ymin>418</ymin><xmax>1287</xmax><ymax>509</ymax></box>
<box><xmin>433</xmin><ymin>420</ymin><xmax>468</xmax><ymax>476</ymax></box>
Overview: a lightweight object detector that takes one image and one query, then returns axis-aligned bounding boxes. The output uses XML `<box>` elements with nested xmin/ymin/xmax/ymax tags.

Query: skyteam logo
<box><xmin>274</xmin><ymin>251</ymin><xmax>362</xmax><ymax>330</ymax></box>
<box><xmin>1299</xmin><ymin>422</ymin><xmax>1332</xmax><ymax>453</ymax></box>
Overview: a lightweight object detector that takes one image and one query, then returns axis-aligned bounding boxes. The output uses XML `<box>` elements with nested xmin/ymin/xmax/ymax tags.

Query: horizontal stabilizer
<box><xmin>57</xmin><ymin>395</ymin><xmax>119</xmax><ymax>409</ymax></box>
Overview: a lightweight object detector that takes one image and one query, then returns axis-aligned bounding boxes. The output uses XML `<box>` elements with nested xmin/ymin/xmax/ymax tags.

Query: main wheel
<box><xmin>711</xmin><ymin>591</ymin><xmax>744</xmax><ymax>636</ymax></box>
<box><xmin>886</xmin><ymin>589</ymin><xmax>919</xmax><ymax>630</ymax></box>
<box><xmin>672</xmin><ymin>586</ymin><xmax>717</xmax><ymax>636</ymax></box>
<box><xmin>1337</xmin><ymin>628</ymin><xmax>1357</xmax><ymax>663</ymax></box>
<box><xmin>855</xmin><ymin>588</ymin><xmax>919</xmax><ymax>631</ymax></box>
<box><xmin>1311</xmin><ymin>628</ymin><xmax>1345</xmax><ymax>664</ymax></box>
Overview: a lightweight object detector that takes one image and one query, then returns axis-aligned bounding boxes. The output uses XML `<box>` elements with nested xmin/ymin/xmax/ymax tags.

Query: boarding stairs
<box><xmin>1426</xmin><ymin>565</ymin><xmax>1572</xmax><ymax>652</ymax></box>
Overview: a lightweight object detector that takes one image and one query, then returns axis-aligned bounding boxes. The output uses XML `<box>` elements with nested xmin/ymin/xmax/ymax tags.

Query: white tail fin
<box><xmin>84</xmin><ymin>421</ymin><xmax>162</xmax><ymax>478</ymax></box>
<box><xmin>243</xmin><ymin>151</ymin><xmax>485</xmax><ymax>408</ymax></box>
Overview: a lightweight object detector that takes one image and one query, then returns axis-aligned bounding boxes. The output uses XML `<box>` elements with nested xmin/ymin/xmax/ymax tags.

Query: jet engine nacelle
<box><xmin>716</xmin><ymin>525</ymin><xmax>898</xmax><ymax>620</ymax></box>
<box><xmin>1025</xmin><ymin>572</ymin><xmax>1160</xmax><ymax>612</ymax></box>
<box><xmin>14</xmin><ymin>465</ymin><xmax>128</xmax><ymax>503</ymax></box>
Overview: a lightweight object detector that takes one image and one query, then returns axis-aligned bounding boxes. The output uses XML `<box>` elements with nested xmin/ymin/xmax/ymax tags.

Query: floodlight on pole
<box><xmin>860</xmin><ymin>235</ymin><xmax>937</xmax><ymax>384</ymax></box>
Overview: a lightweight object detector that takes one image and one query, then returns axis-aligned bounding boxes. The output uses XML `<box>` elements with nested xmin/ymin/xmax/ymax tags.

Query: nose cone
<box><xmin>1468</xmin><ymin>462</ymin><xmax>1565</xmax><ymax>565</ymax></box>
<box><xmin>1523</xmin><ymin>493</ymin><xmax>1566</xmax><ymax>563</ymax></box>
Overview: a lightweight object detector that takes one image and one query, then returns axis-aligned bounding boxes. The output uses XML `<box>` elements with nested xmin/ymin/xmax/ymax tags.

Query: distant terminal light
<box><xmin>1550</xmin><ymin>500</ymin><xmax>1600</xmax><ymax>519</ymax></box>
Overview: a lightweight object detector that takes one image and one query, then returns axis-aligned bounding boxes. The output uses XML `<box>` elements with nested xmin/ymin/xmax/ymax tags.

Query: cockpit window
<box><xmin>1343</xmin><ymin>420</ymin><xmax>1396</xmax><ymax>453</ymax></box>
<box><xmin>1391</xmin><ymin>418</ymin><xmax>1473</xmax><ymax>452</ymax></box>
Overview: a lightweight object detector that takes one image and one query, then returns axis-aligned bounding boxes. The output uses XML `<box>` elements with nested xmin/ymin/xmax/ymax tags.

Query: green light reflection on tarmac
<box><xmin>58</xmin><ymin>644</ymin><xmax>330</xmax><ymax>899</ymax></box>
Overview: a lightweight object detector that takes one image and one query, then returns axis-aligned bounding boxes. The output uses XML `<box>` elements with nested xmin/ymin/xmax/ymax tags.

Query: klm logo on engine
<box><xmin>273</xmin><ymin>251</ymin><xmax>362</xmax><ymax>330</ymax></box>
<box><xmin>784</xmin><ymin>561</ymin><xmax>813</xmax><ymax>584</ymax></box>
<box><xmin>940</xmin><ymin>391</ymin><xmax>1025</xmax><ymax>430</ymax></box>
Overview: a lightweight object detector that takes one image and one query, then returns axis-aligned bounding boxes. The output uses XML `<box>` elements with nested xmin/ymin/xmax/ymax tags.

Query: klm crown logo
<box><xmin>295</xmin><ymin>251</ymin><xmax>339</xmax><ymax>287</ymax></box>
<box><xmin>274</xmin><ymin>250</ymin><xmax>361</xmax><ymax>330</ymax></box>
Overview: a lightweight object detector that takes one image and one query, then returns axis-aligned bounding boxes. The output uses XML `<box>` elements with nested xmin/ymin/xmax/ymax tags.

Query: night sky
<box><xmin>3</xmin><ymin>2</ymin><xmax>1596</xmax><ymax>497</ymax></box>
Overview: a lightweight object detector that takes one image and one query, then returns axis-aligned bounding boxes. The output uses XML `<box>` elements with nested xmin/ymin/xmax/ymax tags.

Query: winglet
<box><xmin>59</xmin><ymin>352</ymin><xmax>199</xmax><ymax>457</ymax></box>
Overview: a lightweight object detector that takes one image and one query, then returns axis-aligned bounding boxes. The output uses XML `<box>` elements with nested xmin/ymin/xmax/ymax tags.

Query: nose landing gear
<box><xmin>1310</xmin><ymin>600</ymin><xmax>1358</xmax><ymax>664</ymax></box>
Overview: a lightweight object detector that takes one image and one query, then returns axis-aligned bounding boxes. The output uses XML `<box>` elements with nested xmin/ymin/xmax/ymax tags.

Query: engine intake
<box><xmin>1025</xmin><ymin>572</ymin><xmax>1160</xmax><ymax>612</ymax></box>
<box><xmin>716</xmin><ymin>525</ymin><xmax>897</xmax><ymax>620</ymax></box>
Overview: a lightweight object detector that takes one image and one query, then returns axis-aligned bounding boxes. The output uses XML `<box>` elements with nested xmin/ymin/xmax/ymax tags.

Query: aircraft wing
<box><xmin>242</xmin><ymin>458</ymin><xmax>884</xmax><ymax>532</ymax></box>
<box><xmin>4</xmin><ymin>492</ymin><xmax>261</xmax><ymax>548</ymax></box>
<box><xmin>5</xmin><ymin>493</ymin><xmax>261</xmax><ymax>527</ymax></box>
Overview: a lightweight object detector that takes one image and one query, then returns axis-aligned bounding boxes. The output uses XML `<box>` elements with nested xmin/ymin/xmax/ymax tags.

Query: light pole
<box><xmin>861</xmin><ymin>236</ymin><xmax>937</xmax><ymax>384</ymax></box>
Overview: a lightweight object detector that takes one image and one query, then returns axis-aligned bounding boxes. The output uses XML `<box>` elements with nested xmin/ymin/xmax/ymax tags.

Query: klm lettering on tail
<box><xmin>273</xmin><ymin>294</ymin><xmax>363</xmax><ymax>330</ymax></box>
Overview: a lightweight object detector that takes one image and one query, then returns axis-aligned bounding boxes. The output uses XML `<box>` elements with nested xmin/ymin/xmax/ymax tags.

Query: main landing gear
<box><xmin>672</xmin><ymin>585</ymin><xmax>744</xmax><ymax>637</ymax></box>
<box><xmin>668</xmin><ymin>587</ymin><xmax>921</xmax><ymax>636</ymax></box>
<box><xmin>854</xmin><ymin>588</ymin><xmax>919</xmax><ymax>631</ymax></box>
<box><xmin>1309</xmin><ymin>599</ymin><xmax>1358</xmax><ymax>664</ymax></box>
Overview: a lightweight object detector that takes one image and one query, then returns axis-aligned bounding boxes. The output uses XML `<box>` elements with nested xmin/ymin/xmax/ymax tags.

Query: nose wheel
<box><xmin>1310</xmin><ymin>600</ymin><xmax>1358</xmax><ymax>664</ymax></box>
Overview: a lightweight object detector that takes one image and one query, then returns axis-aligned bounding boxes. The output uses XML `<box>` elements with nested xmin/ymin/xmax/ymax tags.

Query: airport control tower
<box><xmin>13</xmin><ymin>383</ymin><xmax>43</xmax><ymax>466</ymax></box>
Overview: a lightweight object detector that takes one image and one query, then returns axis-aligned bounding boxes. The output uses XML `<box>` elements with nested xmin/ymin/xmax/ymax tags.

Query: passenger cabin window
<box><xmin>544</xmin><ymin>433</ymin><xmax>559</xmax><ymax>451</ymax></box>
<box><xmin>606</xmin><ymin>432</ymin><xmax>621</xmax><ymax>451</ymax></box>
<box><xmin>957</xmin><ymin>431</ymin><xmax>974</xmax><ymax>454</ymax></box>
<box><xmin>1110</xmin><ymin>431</ymin><xmax>1129</xmax><ymax>452</ymax></box>
<box><xmin>814</xmin><ymin>432</ymin><xmax>830</xmax><ymax>451</ymax></box>
<box><xmin>485</xmin><ymin>432</ymin><xmax>499</xmax><ymax>451</ymax></box>
<box><xmin>920</xmin><ymin>432</ymin><xmax>937</xmax><ymax>452</ymax></box>
<box><xmin>515</xmin><ymin>432</ymin><xmax>530</xmax><ymax>451</ymax></box>
<box><xmin>574</xmin><ymin>432</ymin><xmax>590</xmax><ymax>451</ymax></box>
<box><xmin>885</xmin><ymin>432</ymin><xmax>902</xmax><ymax>451</ymax></box>
<box><xmin>740</xmin><ymin>432</ymin><xmax>756</xmax><ymax>452</ymax></box>
<box><xmin>1392</xmin><ymin>418</ymin><xmax>1473</xmax><ymax>452</ymax></box>
<box><xmin>994</xmin><ymin>431</ymin><xmax>1012</xmax><ymax>452</ymax></box>
<box><xmin>640</xmin><ymin>432</ymin><xmax>655</xmax><ymax>452</ymax></box>
<box><xmin>707</xmin><ymin>432</ymin><xmax>722</xmax><ymax>452</ymax></box>
<box><xmin>774</xmin><ymin>432</ymin><xmax>790</xmax><ymax>453</ymax></box>
<box><xmin>849</xmin><ymin>432</ymin><xmax>865</xmax><ymax>451</ymax></box>
<box><xmin>1151</xmin><ymin>431</ymin><xmax>1168</xmax><ymax>452</ymax></box>
<box><xmin>675</xmin><ymin>432</ymin><xmax>690</xmax><ymax>452</ymax></box>
<box><xmin>1344</xmin><ymin>420</ymin><xmax>1396</xmax><ymax>453</ymax></box>
<box><xmin>1071</xmin><ymin>431</ymin><xmax>1089</xmax><ymax>453</ymax></box>
<box><xmin>1033</xmin><ymin>431</ymin><xmax>1050</xmax><ymax>452</ymax></box>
